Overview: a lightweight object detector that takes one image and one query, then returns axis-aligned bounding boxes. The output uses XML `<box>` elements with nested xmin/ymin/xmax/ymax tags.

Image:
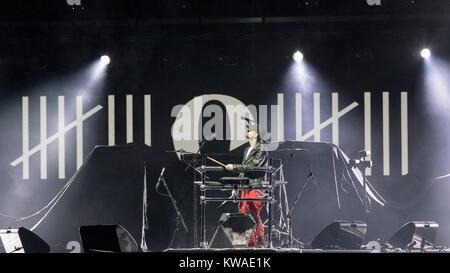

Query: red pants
<box><xmin>238</xmin><ymin>189</ymin><xmax>265</xmax><ymax>247</ymax></box>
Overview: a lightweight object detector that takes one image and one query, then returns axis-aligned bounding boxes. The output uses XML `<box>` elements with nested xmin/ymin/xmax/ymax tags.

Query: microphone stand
<box><xmin>287</xmin><ymin>165</ymin><xmax>316</xmax><ymax>248</ymax></box>
<box><xmin>158</xmin><ymin>169</ymin><xmax>189</xmax><ymax>249</ymax></box>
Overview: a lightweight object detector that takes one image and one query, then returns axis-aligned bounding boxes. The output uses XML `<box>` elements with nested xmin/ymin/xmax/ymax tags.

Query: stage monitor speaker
<box><xmin>388</xmin><ymin>221</ymin><xmax>439</xmax><ymax>249</ymax></box>
<box><xmin>311</xmin><ymin>221</ymin><xmax>367</xmax><ymax>250</ymax></box>
<box><xmin>0</xmin><ymin>227</ymin><xmax>50</xmax><ymax>253</ymax></box>
<box><xmin>209</xmin><ymin>213</ymin><xmax>255</xmax><ymax>248</ymax></box>
<box><xmin>79</xmin><ymin>224</ymin><xmax>140</xmax><ymax>253</ymax></box>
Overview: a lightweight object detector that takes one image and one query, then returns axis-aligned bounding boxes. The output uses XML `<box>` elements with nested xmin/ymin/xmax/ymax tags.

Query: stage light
<box><xmin>293</xmin><ymin>51</ymin><xmax>304</xmax><ymax>62</ymax></box>
<box><xmin>100</xmin><ymin>55</ymin><xmax>110</xmax><ymax>65</ymax></box>
<box><xmin>421</xmin><ymin>48</ymin><xmax>431</xmax><ymax>59</ymax></box>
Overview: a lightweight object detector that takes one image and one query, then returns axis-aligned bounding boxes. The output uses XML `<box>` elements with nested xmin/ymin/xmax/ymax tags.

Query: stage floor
<box><xmin>164</xmin><ymin>247</ymin><xmax>450</xmax><ymax>253</ymax></box>
<box><xmin>164</xmin><ymin>247</ymin><xmax>373</xmax><ymax>253</ymax></box>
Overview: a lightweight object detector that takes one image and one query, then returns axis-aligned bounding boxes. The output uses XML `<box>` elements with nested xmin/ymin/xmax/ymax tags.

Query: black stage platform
<box><xmin>164</xmin><ymin>247</ymin><xmax>450</xmax><ymax>253</ymax></box>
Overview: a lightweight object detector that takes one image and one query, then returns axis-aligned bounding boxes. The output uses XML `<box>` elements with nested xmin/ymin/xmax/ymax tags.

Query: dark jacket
<box><xmin>234</xmin><ymin>142</ymin><xmax>268</xmax><ymax>181</ymax></box>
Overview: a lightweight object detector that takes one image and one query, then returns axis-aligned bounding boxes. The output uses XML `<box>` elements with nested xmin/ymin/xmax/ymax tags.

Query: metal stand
<box><xmin>267</xmin><ymin>145</ymin><xmax>308</xmax><ymax>247</ymax></box>
<box><xmin>287</xmin><ymin>165</ymin><xmax>316</xmax><ymax>248</ymax></box>
<box><xmin>270</xmin><ymin>159</ymin><xmax>294</xmax><ymax>247</ymax></box>
<box><xmin>267</xmin><ymin>158</ymin><xmax>274</xmax><ymax>248</ymax></box>
<box><xmin>179</xmin><ymin>141</ymin><xmax>208</xmax><ymax>248</ymax></box>
<box><xmin>170</xmin><ymin>144</ymin><xmax>205</xmax><ymax>248</ymax></box>
<box><xmin>200</xmin><ymin>157</ymin><xmax>207</xmax><ymax>248</ymax></box>
<box><xmin>193</xmin><ymin>172</ymin><xmax>198</xmax><ymax>248</ymax></box>
<box><xmin>184</xmin><ymin>140</ymin><xmax>206</xmax><ymax>172</ymax></box>
<box><xmin>157</xmin><ymin>168</ymin><xmax>189</xmax><ymax>249</ymax></box>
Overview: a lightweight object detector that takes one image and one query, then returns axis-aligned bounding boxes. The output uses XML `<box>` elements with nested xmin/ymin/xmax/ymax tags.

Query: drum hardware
<box><xmin>185</xmin><ymin>143</ymin><xmax>312</xmax><ymax>249</ymax></box>
<box><xmin>196</xmin><ymin>159</ymin><xmax>278</xmax><ymax>249</ymax></box>
<box><xmin>200</xmin><ymin>166</ymin><xmax>223</xmax><ymax>172</ymax></box>
<box><xmin>164</xmin><ymin>149</ymin><xmax>195</xmax><ymax>154</ymax></box>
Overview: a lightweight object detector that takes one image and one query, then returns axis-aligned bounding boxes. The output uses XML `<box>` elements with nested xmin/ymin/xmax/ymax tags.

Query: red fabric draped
<box><xmin>238</xmin><ymin>189</ymin><xmax>265</xmax><ymax>247</ymax></box>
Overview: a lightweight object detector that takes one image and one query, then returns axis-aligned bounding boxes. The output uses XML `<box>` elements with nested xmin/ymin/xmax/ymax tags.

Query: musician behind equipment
<box><xmin>224</xmin><ymin>126</ymin><xmax>268</xmax><ymax>247</ymax></box>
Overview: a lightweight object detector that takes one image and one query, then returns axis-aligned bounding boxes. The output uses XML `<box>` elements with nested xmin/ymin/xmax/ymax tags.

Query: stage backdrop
<box><xmin>0</xmin><ymin>25</ymin><xmax>450</xmax><ymax>252</ymax></box>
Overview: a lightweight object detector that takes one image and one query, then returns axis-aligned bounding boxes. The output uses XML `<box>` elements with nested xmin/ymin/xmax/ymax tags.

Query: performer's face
<box><xmin>247</xmin><ymin>131</ymin><xmax>258</xmax><ymax>146</ymax></box>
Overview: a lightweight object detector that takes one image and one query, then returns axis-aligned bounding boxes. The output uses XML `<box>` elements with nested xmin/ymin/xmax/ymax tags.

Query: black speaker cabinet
<box><xmin>0</xmin><ymin>227</ymin><xmax>50</xmax><ymax>253</ymax></box>
<box><xmin>311</xmin><ymin>221</ymin><xmax>367</xmax><ymax>250</ymax></box>
<box><xmin>388</xmin><ymin>221</ymin><xmax>439</xmax><ymax>249</ymax></box>
<box><xmin>79</xmin><ymin>224</ymin><xmax>140</xmax><ymax>253</ymax></box>
<box><xmin>209</xmin><ymin>213</ymin><xmax>255</xmax><ymax>248</ymax></box>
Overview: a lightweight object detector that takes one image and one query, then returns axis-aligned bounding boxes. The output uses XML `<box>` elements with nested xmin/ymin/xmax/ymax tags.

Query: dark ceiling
<box><xmin>0</xmin><ymin>0</ymin><xmax>448</xmax><ymax>74</ymax></box>
<box><xmin>0</xmin><ymin>0</ymin><xmax>449</xmax><ymax>25</ymax></box>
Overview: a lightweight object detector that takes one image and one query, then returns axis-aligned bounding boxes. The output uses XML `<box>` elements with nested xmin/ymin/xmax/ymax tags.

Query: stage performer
<box><xmin>225</xmin><ymin>127</ymin><xmax>268</xmax><ymax>247</ymax></box>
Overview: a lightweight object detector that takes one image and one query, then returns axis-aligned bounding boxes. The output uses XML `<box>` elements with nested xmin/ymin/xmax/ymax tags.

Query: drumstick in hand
<box><xmin>206</xmin><ymin>156</ymin><xmax>227</xmax><ymax>168</ymax></box>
